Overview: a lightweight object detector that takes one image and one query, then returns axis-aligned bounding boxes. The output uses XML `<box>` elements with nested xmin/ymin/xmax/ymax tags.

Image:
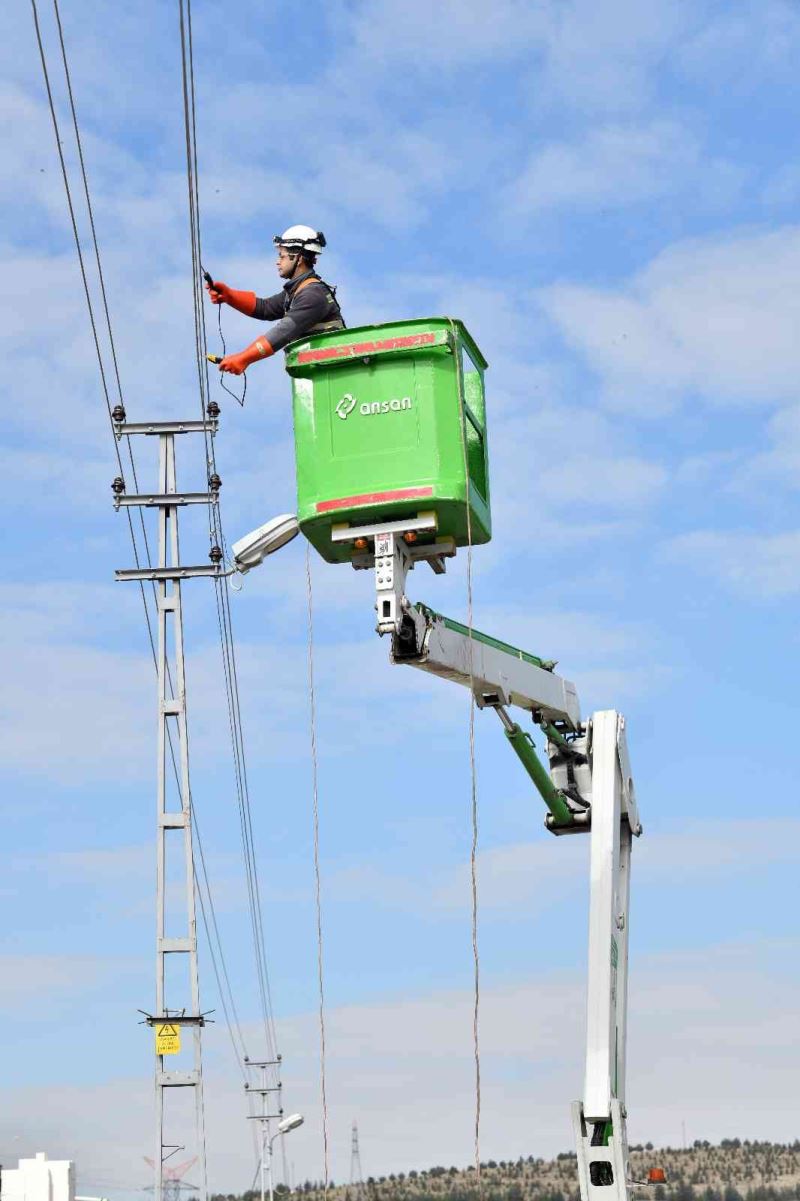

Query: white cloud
<box><xmin>677</xmin><ymin>1</ymin><xmax>800</xmax><ymax>90</ymax></box>
<box><xmin>0</xmin><ymin>638</ymin><xmax>153</xmax><ymax>786</ymax></box>
<box><xmin>762</xmin><ymin>163</ymin><xmax>800</xmax><ymax>211</ymax></box>
<box><xmin>482</xmin><ymin>401</ymin><xmax>668</xmax><ymax>564</ymax></box>
<box><xmin>504</xmin><ymin>122</ymin><xmax>742</xmax><ymax>217</ymax></box>
<box><xmin>542</xmin><ymin>225</ymin><xmax>800</xmax><ymax>411</ymax></box>
<box><xmin>340</xmin><ymin>0</ymin><xmax>693</xmax><ymax>118</ymax></box>
<box><xmin>731</xmin><ymin>402</ymin><xmax>800</xmax><ymax>495</ymax></box>
<box><xmin>0</xmin><ymin>568</ymin><xmax>477</xmax><ymax>786</ymax></box>
<box><xmin>662</xmin><ymin>529</ymin><xmax>800</xmax><ymax>599</ymax></box>
<box><xmin>330</xmin><ymin>818</ymin><xmax>800</xmax><ymax>917</ymax></box>
<box><xmin>4</xmin><ymin>939</ymin><xmax>799</xmax><ymax>1188</ymax></box>
<box><xmin>342</xmin><ymin>0</ymin><xmax>548</xmax><ymax>66</ymax></box>
<box><xmin>0</xmin><ymin>954</ymin><xmax>131</xmax><ymax>1010</ymax></box>
<box><xmin>432</xmin><ymin>838</ymin><xmax>587</xmax><ymax>912</ymax></box>
<box><xmin>528</xmin><ymin>0</ymin><xmax>693</xmax><ymax>115</ymax></box>
<box><xmin>636</xmin><ymin>818</ymin><xmax>800</xmax><ymax>872</ymax></box>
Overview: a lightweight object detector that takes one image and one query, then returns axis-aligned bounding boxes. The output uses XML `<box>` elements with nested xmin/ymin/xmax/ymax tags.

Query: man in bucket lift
<box><xmin>205</xmin><ymin>225</ymin><xmax>344</xmax><ymax>375</ymax></box>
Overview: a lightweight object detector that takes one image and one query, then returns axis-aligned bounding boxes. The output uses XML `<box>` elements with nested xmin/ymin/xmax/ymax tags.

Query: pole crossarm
<box><xmin>116</xmin><ymin>565</ymin><xmax>227</xmax><ymax>582</ymax></box>
<box><xmin>141</xmin><ymin>1013</ymin><xmax>210</xmax><ymax>1027</ymax></box>
<box><xmin>114</xmin><ymin>418</ymin><xmax>218</xmax><ymax>437</ymax></box>
<box><xmin>115</xmin><ymin>492</ymin><xmax>218</xmax><ymax>508</ymax></box>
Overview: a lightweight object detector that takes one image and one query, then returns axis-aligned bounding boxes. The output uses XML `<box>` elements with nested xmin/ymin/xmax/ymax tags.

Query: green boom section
<box><xmin>504</xmin><ymin>723</ymin><xmax>574</xmax><ymax>827</ymax></box>
<box><xmin>414</xmin><ymin>603</ymin><xmax>556</xmax><ymax>671</ymax></box>
<box><xmin>285</xmin><ymin>318</ymin><xmax>492</xmax><ymax>564</ymax></box>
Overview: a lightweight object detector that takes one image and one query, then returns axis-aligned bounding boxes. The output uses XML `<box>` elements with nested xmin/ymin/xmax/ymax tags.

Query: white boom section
<box><xmin>344</xmin><ymin>524</ymin><xmax>581</xmax><ymax>725</ymax></box>
<box><xmin>398</xmin><ymin>605</ymin><xmax>582</xmax><ymax>727</ymax></box>
<box><xmin>570</xmin><ymin>711</ymin><xmax>641</xmax><ymax>1201</ymax></box>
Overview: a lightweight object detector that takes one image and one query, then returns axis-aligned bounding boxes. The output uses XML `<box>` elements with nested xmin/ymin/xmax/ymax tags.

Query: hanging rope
<box><xmin>450</xmin><ymin>322</ymin><xmax>482</xmax><ymax>1187</ymax></box>
<box><xmin>306</xmin><ymin>544</ymin><xmax>330</xmax><ymax>1189</ymax></box>
<box><xmin>208</xmin><ymin>284</ymin><xmax>247</xmax><ymax>408</ymax></box>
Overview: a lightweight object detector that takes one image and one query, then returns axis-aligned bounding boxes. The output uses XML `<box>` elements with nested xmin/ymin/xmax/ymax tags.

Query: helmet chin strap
<box><xmin>288</xmin><ymin>252</ymin><xmax>315</xmax><ymax>279</ymax></box>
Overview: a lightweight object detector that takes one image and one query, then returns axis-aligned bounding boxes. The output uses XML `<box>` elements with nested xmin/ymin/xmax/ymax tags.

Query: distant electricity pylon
<box><xmin>143</xmin><ymin>1155</ymin><xmax>199</xmax><ymax>1201</ymax></box>
<box><xmin>350</xmin><ymin>1121</ymin><xmax>365</xmax><ymax>1201</ymax></box>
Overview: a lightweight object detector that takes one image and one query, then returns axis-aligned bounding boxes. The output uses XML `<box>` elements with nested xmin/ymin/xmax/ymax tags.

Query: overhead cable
<box><xmin>32</xmin><ymin>0</ymin><xmax>249</xmax><ymax>1084</ymax></box>
<box><xmin>177</xmin><ymin>0</ymin><xmax>280</xmax><ymax>1063</ymax></box>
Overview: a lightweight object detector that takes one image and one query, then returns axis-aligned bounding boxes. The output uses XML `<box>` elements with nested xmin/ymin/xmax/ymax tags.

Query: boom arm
<box><xmin>338</xmin><ymin>517</ymin><xmax>643</xmax><ymax>1201</ymax></box>
<box><xmin>392</xmin><ymin>600</ymin><xmax>590</xmax><ymax>829</ymax></box>
<box><xmin>393</xmin><ymin>602</ymin><xmax>581</xmax><ymax>726</ymax></box>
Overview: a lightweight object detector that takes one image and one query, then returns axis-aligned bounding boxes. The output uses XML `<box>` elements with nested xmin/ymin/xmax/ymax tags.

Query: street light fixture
<box><xmin>278</xmin><ymin>1113</ymin><xmax>305</xmax><ymax>1136</ymax></box>
<box><xmin>262</xmin><ymin>1111</ymin><xmax>305</xmax><ymax>1201</ymax></box>
<box><xmin>232</xmin><ymin>513</ymin><xmax>299</xmax><ymax>573</ymax></box>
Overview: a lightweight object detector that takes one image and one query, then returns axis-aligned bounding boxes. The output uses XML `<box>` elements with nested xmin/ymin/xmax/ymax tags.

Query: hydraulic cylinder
<box><xmin>503</xmin><ymin>720</ymin><xmax>574</xmax><ymax>828</ymax></box>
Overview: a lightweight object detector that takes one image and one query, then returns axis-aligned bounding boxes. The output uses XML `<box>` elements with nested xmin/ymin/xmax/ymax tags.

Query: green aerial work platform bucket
<box><xmin>284</xmin><ymin>317</ymin><xmax>491</xmax><ymax>564</ymax></box>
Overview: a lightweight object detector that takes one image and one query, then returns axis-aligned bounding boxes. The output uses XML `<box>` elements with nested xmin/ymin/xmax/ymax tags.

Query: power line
<box><xmin>47</xmin><ymin>4</ymin><xmax>246</xmax><ymax>1074</ymax></box>
<box><xmin>35</xmin><ymin>2</ymin><xmax>284</xmax><ymax>1176</ymax></box>
<box><xmin>177</xmin><ymin>0</ymin><xmax>280</xmax><ymax>1064</ymax></box>
<box><xmin>31</xmin><ymin>0</ymin><xmax>250</xmax><ymax>1086</ymax></box>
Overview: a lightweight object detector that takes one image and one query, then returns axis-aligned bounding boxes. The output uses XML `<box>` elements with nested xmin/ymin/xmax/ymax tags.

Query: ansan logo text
<box><xmin>335</xmin><ymin>393</ymin><xmax>413</xmax><ymax>420</ymax></box>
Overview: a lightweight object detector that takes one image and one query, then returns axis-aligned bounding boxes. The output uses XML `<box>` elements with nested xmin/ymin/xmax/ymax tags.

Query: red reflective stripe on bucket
<box><xmin>297</xmin><ymin>332</ymin><xmax>437</xmax><ymax>364</ymax></box>
<box><xmin>316</xmin><ymin>486</ymin><xmax>434</xmax><ymax>513</ymax></box>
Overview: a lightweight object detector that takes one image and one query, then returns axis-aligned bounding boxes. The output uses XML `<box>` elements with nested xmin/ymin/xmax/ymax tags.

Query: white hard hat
<box><xmin>273</xmin><ymin>225</ymin><xmax>327</xmax><ymax>255</ymax></box>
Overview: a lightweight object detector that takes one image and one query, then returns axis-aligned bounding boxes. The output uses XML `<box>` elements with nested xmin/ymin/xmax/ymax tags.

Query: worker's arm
<box><xmin>214</xmin><ymin>291</ymin><xmax>283</xmax><ymax>374</ymax></box>
<box><xmin>253</xmin><ymin>293</ymin><xmax>287</xmax><ymax>321</ymax></box>
<box><xmin>251</xmin><ymin>282</ymin><xmax>336</xmax><ymax>352</ymax></box>
<box><xmin>217</xmin><ymin>284</ymin><xmax>336</xmax><ymax>374</ymax></box>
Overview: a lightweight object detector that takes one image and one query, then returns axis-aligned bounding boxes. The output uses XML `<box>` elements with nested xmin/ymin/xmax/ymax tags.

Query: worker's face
<box><xmin>276</xmin><ymin>248</ymin><xmax>299</xmax><ymax>279</ymax></box>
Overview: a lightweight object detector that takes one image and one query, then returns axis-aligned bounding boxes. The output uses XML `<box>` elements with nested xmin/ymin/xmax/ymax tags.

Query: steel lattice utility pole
<box><xmin>244</xmin><ymin>1056</ymin><xmax>284</xmax><ymax>1201</ymax></box>
<box><xmin>350</xmin><ymin>1120</ymin><xmax>364</xmax><ymax>1201</ymax></box>
<box><xmin>113</xmin><ymin>406</ymin><xmax>225</xmax><ymax>1201</ymax></box>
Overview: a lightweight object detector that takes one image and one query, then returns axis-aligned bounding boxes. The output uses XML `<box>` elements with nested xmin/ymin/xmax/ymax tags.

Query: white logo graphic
<box><xmin>335</xmin><ymin>393</ymin><xmax>357</xmax><ymax>420</ymax></box>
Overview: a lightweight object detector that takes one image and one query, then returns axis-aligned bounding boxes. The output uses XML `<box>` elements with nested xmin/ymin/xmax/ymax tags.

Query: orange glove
<box><xmin>218</xmin><ymin>336</ymin><xmax>274</xmax><ymax>375</ymax></box>
<box><xmin>205</xmin><ymin>280</ymin><xmax>257</xmax><ymax>317</ymax></box>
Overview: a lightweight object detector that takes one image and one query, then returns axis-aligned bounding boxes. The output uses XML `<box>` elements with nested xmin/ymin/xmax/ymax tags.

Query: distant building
<box><xmin>1</xmin><ymin>1152</ymin><xmax>75</xmax><ymax>1201</ymax></box>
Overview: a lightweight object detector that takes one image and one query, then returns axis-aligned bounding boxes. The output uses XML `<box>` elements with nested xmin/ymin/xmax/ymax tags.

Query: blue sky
<box><xmin>2</xmin><ymin>0</ymin><xmax>800</xmax><ymax>1193</ymax></box>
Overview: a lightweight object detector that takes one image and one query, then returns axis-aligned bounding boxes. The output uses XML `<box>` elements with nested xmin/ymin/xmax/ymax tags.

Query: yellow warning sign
<box><xmin>155</xmin><ymin>1023</ymin><xmax>181</xmax><ymax>1055</ymax></box>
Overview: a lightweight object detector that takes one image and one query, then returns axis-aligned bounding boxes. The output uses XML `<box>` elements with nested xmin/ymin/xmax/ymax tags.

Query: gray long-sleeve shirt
<box><xmin>252</xmin><ymin>271</ymin><xmax>344</xmax><ymax>351</ymax></box>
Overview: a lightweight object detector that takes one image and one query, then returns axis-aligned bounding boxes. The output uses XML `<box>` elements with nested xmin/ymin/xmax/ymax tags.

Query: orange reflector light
<box><xmin>354</xmin><ymin>537</ymin><xmax>368</xmax><ymax>550</ymax></box>
<box><xmin>648</xmin><ymin>1169</ymin><xmax>666</xmax><ymax>1184</ymax></box>
<box><xmin>403</xmin><ymin>531</ymin><xmax>418</xmax><ymax>543</ymax></box>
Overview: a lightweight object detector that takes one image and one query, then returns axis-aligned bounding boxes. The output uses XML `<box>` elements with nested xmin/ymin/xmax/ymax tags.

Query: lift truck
<box><xmin>239</xmin><ymin>316</ymin><xmax>644</xmax><ymax>1201</ymax></box>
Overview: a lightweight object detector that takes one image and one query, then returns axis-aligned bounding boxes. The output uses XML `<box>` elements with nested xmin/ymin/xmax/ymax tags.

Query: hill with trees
<box><xmin>211</xmin><ymin>1139</ymin><xmax>800</xmax><ymax>1201</ymax></box>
